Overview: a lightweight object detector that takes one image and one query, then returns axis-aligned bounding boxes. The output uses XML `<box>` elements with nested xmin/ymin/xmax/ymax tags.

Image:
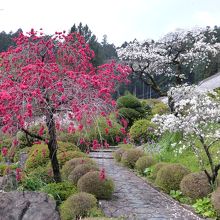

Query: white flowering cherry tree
<box><xmin>117</xmin><ymin>27</ymin><xmax>220</xmax><ymax>97</ymax></box>
<box><xmin>153</xmin><ymin>84</ymin><xmax>220</xmax><ymax>185</ymax></box>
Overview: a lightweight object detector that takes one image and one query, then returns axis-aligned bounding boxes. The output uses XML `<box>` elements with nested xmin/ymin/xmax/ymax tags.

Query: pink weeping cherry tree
<box><xmin>0</xmin><ymin>29</ymin><xmax>131</xmax><ymax>182</ymax></box>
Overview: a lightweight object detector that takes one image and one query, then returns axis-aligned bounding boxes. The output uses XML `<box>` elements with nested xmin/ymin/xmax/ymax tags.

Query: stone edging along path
<box><xmin>90</xmin><ymin>150</ymin><xmax>203</xmax><ymax>220</ymax></box>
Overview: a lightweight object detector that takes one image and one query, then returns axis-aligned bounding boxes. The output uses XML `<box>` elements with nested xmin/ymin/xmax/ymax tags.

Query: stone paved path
<box><xmin>90</xmin><ymin>150</ymin><xmax>203</xmax><ymax>220</ymax></box>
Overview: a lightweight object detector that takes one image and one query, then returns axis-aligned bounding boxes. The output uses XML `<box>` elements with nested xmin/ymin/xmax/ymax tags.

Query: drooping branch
<box><xmin>21</xmin><ymin>128</ymin><xmax>45</xmax><ymax>142</ymax></box>
<box><xmin>130</xmin><ymin>65</ymin><xmax>166</xmax><ymax>97</ymax></box>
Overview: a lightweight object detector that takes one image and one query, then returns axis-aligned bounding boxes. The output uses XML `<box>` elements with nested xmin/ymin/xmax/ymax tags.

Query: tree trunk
<box><xmin>46</xmin><ymin>113</ymin><xmax>61</xmax><ymax>182</ymax></box>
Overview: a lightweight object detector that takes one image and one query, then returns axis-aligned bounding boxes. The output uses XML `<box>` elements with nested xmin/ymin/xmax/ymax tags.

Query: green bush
<box><xmin>77</xmin><ymin>171</ymin><xmax>114</xmax><ymax>199</ymax></box>
<box><xmin>68</xmin><ymin>164</ymin><xmax>99</xmax><ymax>185</ymax></box>
<box><xmin>86</xmin><ymin>115</ymin><xmax>123</xmax><ymax>146</ymax></box>
<box><xmin>117</xmin><ymin>143</ymin><xmax>133</xmax><ymax>149</ymax></box>
<box><xmin>60</xmin><ymin>192</ymin><xmax>97</xmax><ymax>220</ymax></box>
<box><xmin>0</xmin><ymin>137</ymin><xmax>12</xmax><ymax>149</ymax></box>
<box><xmin>20</xmin><ymin>174</ymin><xmax>47</xmax><ymax>191</ymax></box>
<box><xmin>155</xmin><ymin>164</ymin><xmax>190</xmax><ymax>192</ymax></box>
<box><xmin>24</xmin><ymin>144</ymin><xmax>49</xmax><ymax>171</ymax></box>
<box><xmin>150</xmin><ymin>162</ymin><xmax>169</xmax><ymax>180</ymax></box>
<box><xmin>129</xmin><ymin>119</ymin><xmax>157</xmax><ymax>144</ymax></box>
<box><xmin>57</xmin><ymin>150</ymin><xmax>87</xmax><ymax>168</ymax></box>
<box><xmin>117</xmin><ymin>94</ymin><xmax>142</xmax><ymax>109</ymax></box>
<box><xmin>113</xmin><ymin>148</ymin><xmax>126</xmax><ymax>162</ymax></box>
<box><xmin>118</xmin><ymin>107</ymin><xmax>142</xmax><ymax>126</ymax></box>
<box><xmin>57</xmin><ymin>141</ymin><xmax>79</xmax><ymax>152</ymax></box>
<box><xmin>25</xmin><ymin>142</ymin><xmax>82</xmax><ymax>172</ymax></box>
<box><xmin>40</xmin><ymin>181</ymin><xmax>77</xmax><ymax>205</ymax></box>
<box><xmin>135</xmin><ymin>155</ymin><xmax>156</xmax><ymax>174</ymax></box>
<box><xmin>151</xmin><ymin>102</ymin><xmax>169</xmax><ymax>115</ymax></box>
<box><xmin>57</xmin><ymin>131</ymin><xmax>79</xmax><ymax>144</ymax></box>
<box><xmin>117</xmin><ymin>95</ymin><xmax>145</xmax><ymax>126</ymax></box>
<box><xmin>61</xmin><ymin>157</ymin><xmax>96</xmax><ymax>180</ymax></box>
<box><xmin>180</xmin><ymin>172</ymin><xmax>212</xmax><ymax>200</ymax></box>
<box><xmin>121</xmin><ymin>149</ymin><xmax>145</xmax><ymax>168</ymax></box>
<box><xmin>28</xmin><ymin>165</ymin><xmax>54</xmax><ymax>183</ymax></box>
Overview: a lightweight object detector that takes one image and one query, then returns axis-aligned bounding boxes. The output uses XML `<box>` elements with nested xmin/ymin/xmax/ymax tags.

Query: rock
<box><xmin>0</xmin><ymin>171</ymin><xmax>17</xmax><ymax>191</ymax></box>
<box><xmin>0</xmin><ymin>191</ymin><xmax>60</xmax><ymax>220</ymax></box>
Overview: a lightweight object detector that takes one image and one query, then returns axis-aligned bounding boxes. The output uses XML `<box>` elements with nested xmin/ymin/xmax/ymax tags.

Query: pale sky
<box><xmin>0</xmin><ymin>0</ymin><xmax>220</xmax><ymax>46</ymax></box>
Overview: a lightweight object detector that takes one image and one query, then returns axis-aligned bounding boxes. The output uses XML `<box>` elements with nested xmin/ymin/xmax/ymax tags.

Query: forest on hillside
<box><xmin>1</xmin><ymin>23</ymin><xmax>220</xmax><ymax>98</ymax></box>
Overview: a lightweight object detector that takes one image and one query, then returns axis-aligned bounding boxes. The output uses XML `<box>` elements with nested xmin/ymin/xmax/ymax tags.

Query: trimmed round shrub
<box><xmin>25</xmin><ymin>144</ymin><xmax>50</xmax><ymax>171</ymax></box>
<box><xmin>118</xmin><ymin>107</ymin><xmax>142</xmax><ymax>126</ymax></box>
<box><xmin>113</xmin><ymin>148</ymin><xmax>126</xmax><ymax>162</ymax></box>
<box><xmin>211</xmin><ymin>187</ymin><xmax>220</xmax><ymax>215</ymax></box>
<box><xmin>25</xmin><ymin>142</ymin><xmax>80</xmax><ymax>171</ymax></box>
<box><xmin>121</xmin><ymin>149</ymin><xmax>145</xmax><ymax>168</ymax></box>
<box><xmin>77</xmin><ymin>171</ymin><xmax>114</xmax><ymax>199</ymax></box>
<box><xmin>57</xmin><ymin>141</ymin><xmax>79</xmax><ymax>152</ymax></box>
<box><xmin>151</xmin><ymin>102</ymin><xmax>169</xmax><ymax>115</ymax></box>
<box><xmin>155</xmin><ymin>164</ymin><xmax>190</xmax><ymax>192</ymax></box>
<box><xmin>117</xmin><ymin>94</ymin><xmax>142</xmax><ymax>109</ymax></box>
<box><xmin>61</xmin><ymin>157</ymin><xmax>96</xmax><ymax>180</ymax></box>
<box><xmin>180</xmin><ymin>172</ymin><xmax>212</xmax><ymax>199</ymax></box>
<box><xmin>57</xmin><ymin>150</ymin><xmax>87</xmax><ymax>167</ymax></box>
<box><xmin>135</xmin><ymin>155</ymin><xmax>156</xmax><ymax>174</ymax></box>
<box><xmin>151</xmin><ymin>162</ymin><xmax>169</xmax><ymax>180</ymax></box>
<box><xmin>60</xmin><ymin>192</ymin><xmax>97</xmax><ymax>220</ymax></box>
<box><xmin>129</xmin><ymin>119</ymin><xmax>157</xmax><ymax>144</ymax></box>
<box><xmin>40</xmin><ymin>181</ymin><xmax>77</xmax><ymax>205</ymax></box>
<box><xmin>68</xmin><ymin>164</ymin><xmax>99</xmax><ymax>185</ymax></box>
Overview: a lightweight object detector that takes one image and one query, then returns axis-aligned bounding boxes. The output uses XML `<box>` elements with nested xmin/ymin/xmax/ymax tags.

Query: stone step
<box><xmin>89</xmin><ymin>152</ymin><xmax>114</xmax><ymax>159</ymax></box>
<box><xmin>91</xmin><ymin>149</ymin><xmax>114</xmax><ymax>153</ymax></box>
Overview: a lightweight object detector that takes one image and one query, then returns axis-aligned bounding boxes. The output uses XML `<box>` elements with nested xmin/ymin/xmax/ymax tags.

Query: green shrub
<box><xmin>180</xmin><ymin>172</ymin><xmax>212</xmax><ymax>200</ymax></box>
<box><xmin>61</xmin><ymin>157</ymin><xmax>96</xmax><ymax>180</ymax></box>
<box><xmin>40</xmin><ymin>181</ymin><xmax>77</xmax><ymax>205</ymax></box>
<box><xmin>86</xmin><ymin>115</ymin><xmax>123</xmax><ymax>146</ymax></box>
<box><xmin>155</xmin><ymin>164</ymin><xmax>190</xmax><ymax>192</ymax></box>
<box><xmin>60</xmin><ymin>192</ymin><xmax>97</xmax><ymax>220</ymax></box>
<box><xmin>211</xmin><ymin>187</ymin><xmax>220</xmax><ymax>215</ymax></box>
<box><xmin>28</xmin><ymin>165</ymin><xmax>54</xmax><ymax>183</ymax></box>
<box><xmin>150</xmin><ymin>162</ymin><xmax>169</xmax><ymax>180</ymax></box>
<box><xmin>25</xmin><ymin>142</ymin><xmax>83</xmax><ymax>172</ymax></box>
<box><xmin>121</xmin><ymin>149</ymin><xmax>145</xmax><ymax>168</ymax></box>
<box><xmin>68</xmin><ymin>164</ymin><xmax>99</xmax><ymax>185</ymax></box>
<box><xmin>117</xmin><ymin>94</ymin><xmax>142</xmax><ymax>109</ymax></box>
<box><xmin>77</xmin><ymin>171</ymin><xmax>114</xmax><ymax>199</ymax></box>
<box><xmin>57</xmin><ymin>141</ymin><xmax>79</xmax><ymax>152</ymax></box>
<box><xmin>193</xmin><ymin>197</ymin><xmax>217</xmax><ymax>218</ymax></box>
<box><xmin>151</xmin><ymin>102</ymin><xmax>169</xmax><ymax>115</ymax></box>
<box><xmin>117</xmin><ymin>143</ymin><xmax>133</xmax><ymax>149</ymax></box>
<box><xmin>24</xmin><ymin>144</ymin><xmax>49</xmax><ymax>171</ymax></box>
<box><xmin>20</xmin><ymin>175</ymin><xmax>47</xmax><ymax>191</ymax></box>
<box><xmin>135</xmin><ymin>155</ymin><xmax>156</xmax><ymax>174</ymax></box>
<box><xmin>57</xmin><ymin>131</ymin><xmax>79</xmax><ymax>144</ymax></box>
<box><xmin>113</xmin><ymin>148</ymin><xmax>126</xmax><ymax>162</ymax></box>
<box><xmin>0</xmin><ymin>137</ymin><xmax>12</xmax><ymax>149</ymax></box>
<box><xmin>117</xmin><ymin>94</ymin><xmax>145</xmax><ymax>127</ymax></box>
<box><xmin>57</xmin><ymin>150</ymin><xmax>87</xmax><ymax>167</ymax></box>
<box><xmin>129</xmin><ymin>119</ymin><xmax>157</xmax><ymax>144</ymax></box>
<box><xmin>118</xmin><ymin>107</ymin><xmax>142</xmax><ymax>126</ymax></box>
